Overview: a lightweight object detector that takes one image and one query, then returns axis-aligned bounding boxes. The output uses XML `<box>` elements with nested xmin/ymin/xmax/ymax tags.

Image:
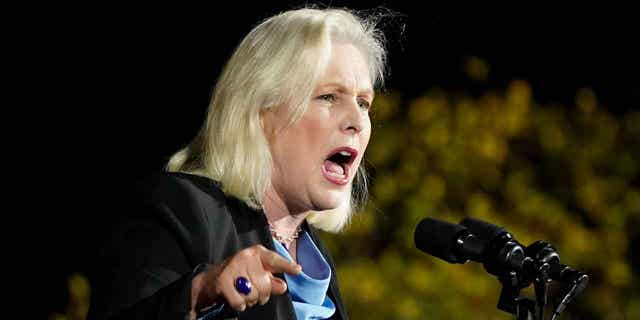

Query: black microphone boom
<box><xmin>459</xmin><ymin>217</ymin><xmax>532</xmax><ymax>277</ymax></box>
<box><xmin>462</xmin><ymin>219</ymin><xmax>589</xmax><ymax>288</ymax></box>
<box><xmin>415</xmin><ymin>217</ymin><xmax>533</xmax><ymax>278</ymax></box>
<box><xmin>459</xmin><ymin>217</ymin><xmax>589</xmax><ymax>320</ymax></box>
<box><xmin>414</xmin><ymin>217</ymin><xmax>484</xmax><ymax>264</ymax></box>
<box><xmin>414</xmin><ymin>216</ymin><xmax>589</xmax><ymax>320</ymax></box>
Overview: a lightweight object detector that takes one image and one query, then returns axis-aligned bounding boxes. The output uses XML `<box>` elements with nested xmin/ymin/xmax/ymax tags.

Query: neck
<box><xmin>263</xmin><ymin>185</ymin><xmax>310</xmax><ymax>241</ymax></box>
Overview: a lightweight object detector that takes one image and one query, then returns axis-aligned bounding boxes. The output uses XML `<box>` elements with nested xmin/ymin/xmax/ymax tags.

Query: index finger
<box><xmin>258</xmin><ymin>247</ymin><xmax>302</xmax><ymax>275</ymax></box>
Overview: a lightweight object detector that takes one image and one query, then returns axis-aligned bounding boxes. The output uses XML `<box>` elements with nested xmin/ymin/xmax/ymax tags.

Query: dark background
<box><xmin>32</xmin><ymin>2</ymin><xmax>639</xmax><ymax>318</ymax></box>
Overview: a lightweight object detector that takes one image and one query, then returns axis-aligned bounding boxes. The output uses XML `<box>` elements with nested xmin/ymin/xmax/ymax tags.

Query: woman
<box><xmin>89</xmin><ymin>7</ymin><xmax>387</xmax><ymax>320</ymax></box>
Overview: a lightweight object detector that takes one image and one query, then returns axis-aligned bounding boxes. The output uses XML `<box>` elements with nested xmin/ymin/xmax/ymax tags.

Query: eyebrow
<box><xmin>319</xmin><ymin>82</ymin><xmax>374</xmax><ymax>98</ymax></box>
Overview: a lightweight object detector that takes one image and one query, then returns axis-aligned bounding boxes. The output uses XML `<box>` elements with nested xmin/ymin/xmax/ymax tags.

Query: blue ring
<box><xmin>235</xmin><ymin>276</ymin><xmax>252</xmax><ymax>295</ymax></box>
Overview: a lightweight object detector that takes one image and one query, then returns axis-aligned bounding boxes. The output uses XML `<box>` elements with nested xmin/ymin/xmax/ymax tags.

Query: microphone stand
<box><xmin>495</xmin><ymin>264</ymin><xmax>554</xmax><ymax>320</ymax></box>
<box><xmin>472</xmin><ymin>232</ymin><xmax>543</xmax><ymax>319</ymax></box>
<box><xmin>416</xmin><ymin>217</ymin><xmax>588</xmax><ymax>319</ymax></box>
<box><xmin>533</xmin><ymin>263</ymin><xmax>551</xmax><ymax>319</ymax></box>
<box><xmin>492</xmin><ymin>241</ymin><xmax>588</xmax><ymax>320</ymax></box>
<box><xmin>496</xmin><ymin>270</ymin><xmax>538</xmax><ymax>320</ymax></box>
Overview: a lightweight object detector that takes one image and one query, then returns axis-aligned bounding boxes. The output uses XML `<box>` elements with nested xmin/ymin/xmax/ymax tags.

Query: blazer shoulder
<box><xmin>135</xmin><ymin>171</ymin><xmax>235</xmax><ymax>233</ymax></box>
<box><xmin>137</xmin><ymin>171</ymin><xmax>268</xmax><ymax>235</ymax></box>
<box><xmin>123</xmin><ymin>172</ymin><xmax>238</xmax><ymax>264</ymax></box>
<box><xmin>130</xmin><ymin>172</ymin><xmax>269</xmax><ymax>262</ymax></box>
<box><xmin>140</xmin><ymin>172</ymin><xmax>226</xmax><ymax>204</ymax></box>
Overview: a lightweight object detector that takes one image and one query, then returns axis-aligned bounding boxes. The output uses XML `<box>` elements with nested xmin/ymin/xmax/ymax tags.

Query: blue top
<box><xmin>273</xmin><ymin>231</ymin><xmax>336</xmax><ymax>320</ymax></box>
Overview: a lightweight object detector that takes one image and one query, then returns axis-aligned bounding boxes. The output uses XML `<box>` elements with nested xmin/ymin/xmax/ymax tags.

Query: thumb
<box><xmin>270</xmin><ymin>274</ymin><xmax>288</xmax><ymax>295</ymax></box>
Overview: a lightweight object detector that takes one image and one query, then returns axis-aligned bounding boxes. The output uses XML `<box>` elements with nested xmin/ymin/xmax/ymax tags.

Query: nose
<box><xmin>340</xmin><ymin>98</ymin><xmax>365</xmax><ymax>134</ymax></box>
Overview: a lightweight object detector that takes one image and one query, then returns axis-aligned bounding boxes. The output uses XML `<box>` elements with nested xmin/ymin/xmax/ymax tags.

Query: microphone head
<box><xmin>460</xmin><ymin>217</ymin><xmax>506</xmax><ymax>241</ymax></box>
<box><xmin>414</xmin><ymin>218</ymin><xmax>469</xmax><ymax>263</ymax></box>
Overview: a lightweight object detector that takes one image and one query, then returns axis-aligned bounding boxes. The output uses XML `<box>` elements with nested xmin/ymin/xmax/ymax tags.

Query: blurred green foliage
<box><xmin>320</xmin><ymin>68</ymin><xmax>640</xmax><ymax>319</ymax></box>
<box><xmin>50</xmin><ymin>273</ymin><xmax>90</xmax><ymax>320</ymax></box>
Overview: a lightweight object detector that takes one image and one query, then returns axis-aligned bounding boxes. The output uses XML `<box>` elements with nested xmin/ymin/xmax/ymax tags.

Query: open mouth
<box><xmin>323</xmin><ymin>147</ymin><xmax>357</xmax><ymax>185</ymax></box>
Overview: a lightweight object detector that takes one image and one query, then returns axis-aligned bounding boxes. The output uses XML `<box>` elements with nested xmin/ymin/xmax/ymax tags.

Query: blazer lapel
<box><xmin>305</xmin><ymin>223</ymin><xmax>348</xmax><ymax>320</ymax></box>
<box><xmin>235</xmin><ymin>206</ymin><xmax>297</xmax><ymax>320</ymax></box>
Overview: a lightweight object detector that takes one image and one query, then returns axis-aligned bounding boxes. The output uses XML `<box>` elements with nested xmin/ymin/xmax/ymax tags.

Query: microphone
<box><xmin>414</xmin><ymin>217</ymin><xmax>484</xmax><ymax>264</ymax></box>
<box><xmin>415</xmin><ymin>216</ymin><xmax>589</xmax><ymax>319</ymax></box>
<box><xmin>461</xmin><ymin>218</ymin><xmax>588</xmax><ymax>286</ymax></box>
<box><xmin>459</xmin><ymin>217</ymin><xmax>532</xmax><ymax>277</ymax></box>
<box><xmin>460</xmin><ymin>217</ymin><xmax>589</xmax><ymax>320</ymax></box>
<box><xmin>415</xmin><ymin>217</ymin><xmax>532</xmax><ymax>277</ymax></box>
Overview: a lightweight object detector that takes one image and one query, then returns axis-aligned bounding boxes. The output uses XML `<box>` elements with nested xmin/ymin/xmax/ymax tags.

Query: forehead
<box><xmin>317</xmin><ymin>43</ymin><xmax>373</xmax><ymax>95</ymax></box>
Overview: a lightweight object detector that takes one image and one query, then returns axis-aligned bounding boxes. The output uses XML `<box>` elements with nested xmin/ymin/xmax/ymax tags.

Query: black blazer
<box><xmin>88</xmin><ymin>172</ymin><xmax>348</xmax><ymax>320</ymax></box>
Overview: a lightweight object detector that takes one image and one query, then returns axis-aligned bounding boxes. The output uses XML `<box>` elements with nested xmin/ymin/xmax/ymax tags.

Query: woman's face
<box><xmin>263</xmin><ymin>43</ymin><xmax>373</xmax><ymax>214</ymax></box>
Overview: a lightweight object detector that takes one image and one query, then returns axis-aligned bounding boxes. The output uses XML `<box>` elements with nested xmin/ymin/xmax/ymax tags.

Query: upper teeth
<box><xmin>339</xmin><ymin>151</ymin><xmax>352</xmax><ymax>156</ymax></box>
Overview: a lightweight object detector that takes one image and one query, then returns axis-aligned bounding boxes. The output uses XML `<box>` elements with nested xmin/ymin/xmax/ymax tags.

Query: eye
<box><xmin>358</xmin><ymin>98</ymin><xmax>371</xmax><ymax>111</ymax></box>
<box><xmin>317</xmin><ymin>93</ymin><xmax>337</xmax><ymax>103</ymax></box>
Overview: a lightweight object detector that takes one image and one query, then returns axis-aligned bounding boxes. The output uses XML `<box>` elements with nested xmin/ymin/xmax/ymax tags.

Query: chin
<box><xmin>310</xmin><ymin>187</ymin><xmax>349</xmax><ymax>211</ymax></box>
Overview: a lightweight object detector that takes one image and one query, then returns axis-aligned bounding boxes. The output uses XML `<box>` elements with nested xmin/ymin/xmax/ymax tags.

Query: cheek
<box><xmin>274</xmin><ymin>119</ymin><xmax>328</xmax><ymax>170</ymax></box>
<box><xmin>361</xmin><ymin>117</ymin><xmax>372</xmax><ymax>149</ymax></box>
<box><xmin>293</xmin><ymin>112</ymin><xmax>333</xmax><ymax>149</ymax></box>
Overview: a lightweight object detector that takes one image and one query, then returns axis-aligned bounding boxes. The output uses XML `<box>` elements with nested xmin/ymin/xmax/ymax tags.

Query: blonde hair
<box><xmin>166</xmin><ymin>7</ymin><xmax>387</xmax><ymax>232</ymax></box>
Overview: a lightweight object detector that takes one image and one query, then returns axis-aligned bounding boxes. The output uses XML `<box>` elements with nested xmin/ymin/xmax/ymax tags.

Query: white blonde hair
<box><xmin>166</xmin><ymin>7</ymin><xmax>387</xmax><ymax>232</ymax></box>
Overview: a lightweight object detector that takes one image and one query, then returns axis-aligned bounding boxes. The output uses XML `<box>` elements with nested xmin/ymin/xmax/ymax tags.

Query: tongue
<box><xmin>324</xmin><ymin>160</ymin><xmax>345</xmax><ymax>175</ymax></box>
